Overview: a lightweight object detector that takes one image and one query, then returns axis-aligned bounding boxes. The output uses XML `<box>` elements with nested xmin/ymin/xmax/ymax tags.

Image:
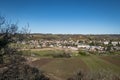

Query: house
<box><xmin>49</xmin><ymin>44</ymin><xmax>54</xmax><ymax>47</ymax></box>
<box><xmin>112</xmin><ymin>41</ymin><xmax>118</xmax><ymax>46</ymax></box>
<box><xmin>103</xmin><ymin>41</ymin><xmax>109</xmax><ymax>45</ymax></box>
<box><xmin>70</xmin><ymin>47</ymin><xmax>78</xmax><ymax>50</ymax></box>
<box><xmin>77</xmin><ymin>44</ymin><xmax>90</xmax><ymax>49</ymax></box>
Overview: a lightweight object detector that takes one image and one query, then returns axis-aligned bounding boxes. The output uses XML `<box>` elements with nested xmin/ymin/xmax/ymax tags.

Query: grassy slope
<box><xmin>80</xmin><ymin>55</ymin><xmax>120</xmax><ymax>73</ymax></box>
<box><xmin>100</xmin><ymin>55</ymin><xmax>120</xmax><ymax>67</ymax></box>
<box><xmin>22</xmin><ymin>49</ymin><xmax>64</xmax><ymax>57</ymax></box>
<box><xmin>28</xmin><ymin>50</ymin><xmax>120</xmax><ymax>80</ymax></box>
<box><xmin>40</xmin><ymin>58</ymin><xmax>88</xmax><ymax>80</ymax></box>
<box><xmin>40</xmin><ymin>56</ymin><xmax>120</xmax><ymax>79</ymax></box>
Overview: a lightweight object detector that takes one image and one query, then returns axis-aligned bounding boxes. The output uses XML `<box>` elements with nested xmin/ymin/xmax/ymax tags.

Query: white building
<box><xmin>112</xmin><ymin>41</ymin><xmax>118</xmax><ymax>46</ymax></box>
<box><xmin>103</xmin><ymin>41</ymin><xmax>109</xmax><ymax>45</ymax></box>
<box><xmin>77</xmin><ymin>44</ymin><xmax>90</xmax><ymax>49</ymax></box>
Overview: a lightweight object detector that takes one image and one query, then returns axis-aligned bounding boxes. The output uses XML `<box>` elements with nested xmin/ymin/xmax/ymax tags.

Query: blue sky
<box><xmin>0</xmin><ymin>0</ymin><xmax>120</xmax><ymax>34</ymax></box>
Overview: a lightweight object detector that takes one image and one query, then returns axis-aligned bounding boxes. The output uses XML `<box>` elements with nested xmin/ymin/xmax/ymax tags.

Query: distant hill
<box><xmin>29</xmin><ymin>33</ymin><xmax>120</xmax><ymax>41</ymax></box>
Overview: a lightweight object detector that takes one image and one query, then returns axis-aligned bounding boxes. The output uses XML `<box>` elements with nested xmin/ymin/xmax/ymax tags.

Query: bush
<box><xmin>68</xmin><ymin>69</ymin><xmax>120</xmax><ymax>80</ymax></box>
<box><xmin>0</xmin><ymin>63</ymin><xmax>49</xmax><ymax>80</ymax></box>
<box><xmin>53</xmin><ymin>53</ymin><xmax>71</xmax><ymax>58</ymax></box>
<box><xmin>78</xmin><ymin>51</ymin><xmax>89</xmax><ymax>56</ymax></box>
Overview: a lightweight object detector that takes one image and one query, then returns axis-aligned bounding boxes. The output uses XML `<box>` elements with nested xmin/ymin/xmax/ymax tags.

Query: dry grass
<box><xmin>68</xmin><ymin>69</ymin><xmax>120</xmax><ymax>80</ymax></box>
<box><xmin>100</xmin><ymin>55</ymin><xmax>120</xmax><ymax>67</ymax></box>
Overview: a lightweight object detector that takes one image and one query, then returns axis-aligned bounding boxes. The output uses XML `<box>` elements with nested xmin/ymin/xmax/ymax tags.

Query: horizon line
<box><xmin>30</xmin><ymin>33</ymin><xmax>120</xmax><ymax>35</ymax></box>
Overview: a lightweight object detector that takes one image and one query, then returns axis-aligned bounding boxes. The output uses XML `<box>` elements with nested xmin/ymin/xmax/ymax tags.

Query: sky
<box><xmin>0</xmin><ymin>0</ymin><xmax>120</xmax><ymax>34</ymax></box>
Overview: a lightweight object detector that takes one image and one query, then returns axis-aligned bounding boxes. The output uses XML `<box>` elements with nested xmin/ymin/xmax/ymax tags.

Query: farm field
<box><xmin>27</xmin><ymin>50</ymin><xmax>120</xmax><ymax>80</ymax></box>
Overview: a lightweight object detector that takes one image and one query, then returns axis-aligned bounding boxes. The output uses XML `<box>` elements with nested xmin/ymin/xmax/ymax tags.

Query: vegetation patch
<box><xmin>100</xmin><ymin>55</ymin><xmax>120</xmax><ymax>67</ymax></box>
<box><xmin>30</xmin><ymin>58</ymin><xmax>53</xmax><ymax>67</ymax></box>
<box><xmin>30</xmin><ymin>58</ymin><xmax>88</xmax><ymax>80</ymax></box>
<box><xmin>68</xmin><ymin>69</ymin><xmax>120</xmax><ymax>80</ymax></box>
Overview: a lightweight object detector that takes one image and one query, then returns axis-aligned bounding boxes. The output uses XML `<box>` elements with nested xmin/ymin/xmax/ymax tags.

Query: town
<box><xmin>0</xmin><ymin>0</ymin><xmax>120</xmax><ymax>79</ymax></box>
<box><xmin>17</xmin><ymin>34</ymin><xmax>120</xmax><ymax>54</ymax></box>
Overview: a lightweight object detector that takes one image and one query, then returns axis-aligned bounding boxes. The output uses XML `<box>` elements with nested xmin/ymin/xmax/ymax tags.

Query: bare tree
<box><xmin>0</xmin><ymin>15</ymin><xmax>29</xmax><ymax>64</ymax></box>
<box><xmin>0</xmin><ymin>15</ymin><xmax>49</xmax><ymax>80</ymax></box>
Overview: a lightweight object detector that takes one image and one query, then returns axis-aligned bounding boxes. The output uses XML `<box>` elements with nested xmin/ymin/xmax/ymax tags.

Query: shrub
<box><xmin>68</xmin><ymin>69</ymin><xmax>120</xmax><ymax>80</ymax></box>
<box><xmin>52</xmin><ymin>52</ymin><xmax>71</xmax><ymax>58</ymax></box>
<box><xmin>0</xmin><ymin>63</ymin><xmax>49</xmax><ymax>80</ymax></box>
<box><xmin>78</xmin><ymin>51</ymin><xmax>89</xmax><ymax>56</ymax></box>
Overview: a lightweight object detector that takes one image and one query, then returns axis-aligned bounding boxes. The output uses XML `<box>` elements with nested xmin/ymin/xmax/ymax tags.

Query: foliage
<box><xmin>0</xmin><ymin>63</ymin><xmax>49</xmax><ymax>80</ymax></box>
<box><xmin>0</xmin><ymin>16</ymin><xmax>26</xmax><ymax>64</ymax></box>
<box><xmin>68</xmin><ymin>69</ymin><xmax>120</xmax><ymax>80</ymax></box>
<box><xmin>0</xmin><ymin>15</ymin><xmax>31</xmax><ymax>63</ymax></box>
<box><xmin>0</xmin><ymin>15</ymin><xmax>49</xmax><ymax>80</ymax></box>
<box><xmin>52</xmin><ymin>50</ymin><xmax>71</xmax><ymax>58</ymax></box>
<box><xmin>78</xmin><ymin>50</ymin><xmax>89</xmax><ymax>56</ymax></box>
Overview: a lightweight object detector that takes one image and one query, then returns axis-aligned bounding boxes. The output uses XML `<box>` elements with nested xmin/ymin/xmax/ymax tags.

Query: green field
<box><xmin>25</xmin><ymin>50</ymin><xmax>120</xmax><ymax>80</ymax></box>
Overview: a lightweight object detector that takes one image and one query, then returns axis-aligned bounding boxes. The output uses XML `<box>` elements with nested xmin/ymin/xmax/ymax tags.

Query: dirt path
<box><xmin>47</xmin><ymin>73</ymin><xmax>64</xmax><ymax>80</ymax></box>
<box><xmin>21</xmin><ymin>48</ymin><xmax>62</xmax><ymax>51</ymax></box>
<box><xmin>29</xmin><ymin>58</ymin><xmax>53</xmax><ymax>67</ymax></box>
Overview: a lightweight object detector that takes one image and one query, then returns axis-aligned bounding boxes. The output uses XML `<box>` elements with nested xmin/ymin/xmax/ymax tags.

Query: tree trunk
<box><xmin>0</xmin><ymin>55</ymin><xmax>3</xmax><ymax>64</ymax></box>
